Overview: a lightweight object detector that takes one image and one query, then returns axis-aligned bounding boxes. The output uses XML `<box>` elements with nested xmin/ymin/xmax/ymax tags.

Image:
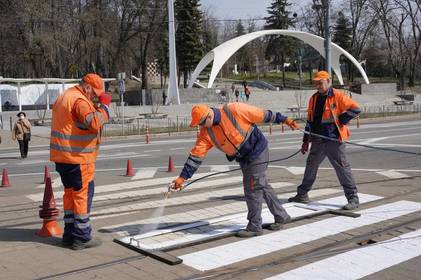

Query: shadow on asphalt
<box><xmin>0</xmin><ymin>227</ymin><xmax>63</xmax><ymax>247</ymax></box>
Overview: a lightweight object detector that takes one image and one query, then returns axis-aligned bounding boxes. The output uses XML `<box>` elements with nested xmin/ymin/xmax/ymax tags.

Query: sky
<box><xmin>200</xmin><ymin>0</ymin><xmax>311</xmax><ymax>20</ymax></box>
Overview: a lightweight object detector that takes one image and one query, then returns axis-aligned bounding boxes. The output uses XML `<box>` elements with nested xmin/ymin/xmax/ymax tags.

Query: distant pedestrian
<box><xmin>234</xmin><ymin>88</ymin><xmax>240</xmax><ymax>102</ymax></box>
<box><xmin>231</xmin><ymin>83</ymin><xmax>235</xmax><ymax>94</ymax></box>
<box><xmin>12</xmin><ymin>112</ymin><xmax>31</xmax><ymax>158</ymax></box>
<box><xmin>242</xmin><ymin>80</ymin><xmax>248</xmax><ymax>91</ymax></box>
<box><xmin>245</xmin><ymin>87</ymin><xmax>251</xmax><ymax>101</ymax></box>
<box><xmin>162</xmin><ymin>90</ymin><xmax>167</xmax><ymax>105</ymax></box>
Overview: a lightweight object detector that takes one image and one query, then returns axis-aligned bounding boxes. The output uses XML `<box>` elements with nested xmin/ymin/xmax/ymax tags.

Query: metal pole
<box><xmin>18</xmin><ymin>82</ymin><xmax>22</xmax><ymax>112</ymax></box>
<box><xmin>324</xmin><ymin>0</ymin><xmax>331</xmax><ymax>76</ymax></box>
<box><xmin>167</xmin><ymin>0</ymin><xmax>180</xmax><ymax>104</ymax></box>
<box><xmin>121</xmin><ymin>93</ymin><xmax>125</xmax><ymax>136</ymax></box>
<box><xmin>45</xmin><ymin>82</ymin><xmax>50</xmax><ymax>111</ymax></box>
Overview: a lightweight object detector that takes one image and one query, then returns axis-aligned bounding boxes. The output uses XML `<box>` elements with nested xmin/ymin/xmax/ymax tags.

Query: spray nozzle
<box><xmin>164</xmin><ymin>182</ymin><xmax>185</xmax><ymax>198</ymax></box>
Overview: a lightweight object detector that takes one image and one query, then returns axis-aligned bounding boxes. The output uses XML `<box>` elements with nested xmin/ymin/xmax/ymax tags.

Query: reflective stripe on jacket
<box><xmin>50</xmin><ymin>86</ymin><xmax>109</xmax><ymax>164</ymax></box>
<box><xmin>305</xmin><ymin>88</ymin><xmax>361</xmax><ymax>141</ymax></box>
<box><xmin>180</xmin><ymin>103</ymin><xmax>287</xmax><ymax>179</ymax></box>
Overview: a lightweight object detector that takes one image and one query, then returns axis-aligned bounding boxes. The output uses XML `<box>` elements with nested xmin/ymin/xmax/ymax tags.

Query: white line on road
<box><xmin>266</xmin><ymin>228</ymin><xmax>421</xmax><ymax>280</ymax></box>
<box><xmin>131</xmin><ymin>168</ymin><xmax>158</xmax><ymax>180</ymax></box>
<box><xmin>180</xmin><ymin>200</ymin><xmax>421</xmax><ymax>271</ymax></box>
<box><xmin>26</xmin><ymin>172</ymin><xmax>228</xmax><ymax>202</ymax></box>
<box><xmin>376</xmin><ymin>170</ymin><xmax>410</xmax><ymax>179</ymax></box>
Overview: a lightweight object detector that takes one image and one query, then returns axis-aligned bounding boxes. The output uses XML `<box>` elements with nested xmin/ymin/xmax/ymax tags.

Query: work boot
<box><xmin>236</xmin><ymin>229</ymin><xmax>263</xmax><ymax>238</ymax></box>
<box><xmin>268</xmin><ymin>215</ymin><xmax>291</xmax><ymax>231</ymax></box>
<box><xmin>61</xmin><ymin>239</ymin><xmax>73</xmax><ymax>248</ymax></box>
<box><xmin>288</xmin><ymin>193</ymin><xmax>310</xmax><ymax>203</ymax></box>
<box><xmin>72</xmin><ymin>237</ymin><xmax>102</xmax><ymax>250</ymax></box>
<box><xmin>343</xmin><ymin>196</ymin><xmax>359</xmax><ymax>210</ymax></box>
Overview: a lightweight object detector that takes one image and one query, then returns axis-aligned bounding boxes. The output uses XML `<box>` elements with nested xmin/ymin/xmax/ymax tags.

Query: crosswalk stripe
<box><xmin>26</xmin><ymin>172</ymin><xmax>225</xmax><ymax>202</ymax></box>
<box><xmin>266</xmin><ymin>228</ymin><xmax>421</xmax><ymax>280</ymax></box>
<box><xmin>131</xmin><ymin>168</ymin><xmax>158</xmax><ymax>180</ymax></box>
<box><xmin>180</xmin><ymin>200</ymin><xmax>421</xmax><ymax>271</ymax></box>
<box><xmin>35</xmin><ymin>178</ymin><xmax>62</xmax><ymax>189</ymax></box>
<box><xmin>285</xmin><ymin>167</ymin><xmax>305</xmax><ymax>175</ymax></box>
<box><xmin>376</xmin><ymin>170</ymin><xmax>410</xmax><ymax>179</ymax></box>
<box><xmin>100</xmin><ymin>184</ymin><xmax>327</xmax><ymax>236</ymax></box>
<box><xmin>114</xmin><ymin>189</ymin><xmax>352</xmax><ymax>250</ymax></box>
<box><xmin>90</xmin><ymin>176</ymin><xmax>244</xmax><ymax>203</ymax></box>
<box><xmin>210</xmin><ymin>165</ymin><xmax>231</xmax><ymax>172</ymax></box>
<box><xmin>91</xmin><ymin>180</ymin><xmax>295</xmax><ymax>219</ymax></box>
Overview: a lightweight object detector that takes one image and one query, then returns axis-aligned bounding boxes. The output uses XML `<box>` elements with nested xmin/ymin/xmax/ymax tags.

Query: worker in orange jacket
<box><xmin>288</xmin><ymin>71</ymin><xmax>361</xmax><ymax>210</ymax></box>
<box><xmin>171</xmin><ymin>102</ymin><xmax>300</xmax><ymax>237</ymax></box>
<box><xmin>50</xmin><ymin>73</ymin><xmax>111</xmax><ymax>250</ymax></box>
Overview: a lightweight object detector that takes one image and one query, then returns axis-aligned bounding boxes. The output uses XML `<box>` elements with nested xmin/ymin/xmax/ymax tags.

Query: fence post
<box><xmin>9</xmin><ymin>116</ymin><xmax>12</xmax><ymax>131</ymax></box>
<box><xmin>0</xmin><ymin>115</ymin><xmax>2</xmax><ymax>130</ymax></box>
<box><xmin>176</xmin><ymin>116</ymin><xmax>179</xmax><ymax>132</ymax></box>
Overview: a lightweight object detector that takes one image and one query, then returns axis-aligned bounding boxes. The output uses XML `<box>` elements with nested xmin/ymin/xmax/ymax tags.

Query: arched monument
<box><xmin>188</xmin><ymin>30</ymin><xmax>369</xmax><ymax>89</ymax></box>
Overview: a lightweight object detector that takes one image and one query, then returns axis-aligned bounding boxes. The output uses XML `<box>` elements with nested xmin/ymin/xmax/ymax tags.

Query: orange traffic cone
<box><xmin>43</xmin><ymin>165</ymin><xmax>51</xmax><ymax>184</ymax></box>
<box><xmin>1</xmin><ymin>168</ymin><xmax>10</xmax><ymax>187</ymax></box>
<box><xmin>168</xmin><ymin>156</ymin><xmax>175</xmax><ymax>172</ymax></box>
<box><xmin>146</xmin><ymin>126</ymin><xmax>150</xmax><ymax>144</ymax></box>
<box><xmin>37</xmin><ymin>177</ymin><xmax>63</xmax><ymax>237</ymax></box>
<box><xmin>125</xmin><ymin>159</ymin><xmax>134</xmax><ymax>177</ymax></box>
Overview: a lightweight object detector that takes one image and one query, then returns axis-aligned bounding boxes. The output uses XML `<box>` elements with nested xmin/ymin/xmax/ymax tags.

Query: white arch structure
<box><xmin>188</xmin><ymin>30</ymin><xmax>369</xmax><ymax>88</ymax></box>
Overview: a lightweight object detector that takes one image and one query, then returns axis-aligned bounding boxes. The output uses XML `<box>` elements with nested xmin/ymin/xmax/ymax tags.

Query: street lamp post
<box><xmin>313</xmin><ymin>0</ymin><xmax>331</xmax><ymax>76</ymax></box>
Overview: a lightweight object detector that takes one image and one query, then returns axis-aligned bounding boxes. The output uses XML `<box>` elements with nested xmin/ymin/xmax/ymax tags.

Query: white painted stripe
<box><xmin>377</xmin><ymin>170</ymin><xmax>410</xmax><ymax>179</ymax></box>
<box><xmin>131</xmin><ymin>168</ymin><xmax>157</xmax><ymax>180</ymax></box>
<box><xmin>101</xmin><ymin>182</ymin><xmax>309</xmax><ymax>235</ymax></box>
<box><xmin>91</xmin><ymin>179</ymin><xmax>294</xmax><ymax>219</ymax></box>
<box><xmin>170</xmin><ymin>147</ymin><xmax>185</xmax><ymax>151</ymax></box>
<box><xmin>35</xmin><ymin>178</ymin><xmax>62</xmax><ymax>189</ymax></box>
<box><xmin>210</xmin><ymin>165</ymin><xmax>231</xmax><ymax>172</ymax></box>
<box><xmin>26</xmin><ymin>172</ymin><xmax>227</xmax><ymax>202</ymax></box>
<box><xmin>143</xmin><ymin>149</ymin><xmax>161</xmax><ymax>153</ymax></box>
<box><xmin>116</xmin><ymin>192</ymin><xmax>377</xmax><ymax>252</ymax></box>
<box><xmin>267</xmin><ymin>228</ymin><xmax>421</xmax><ymax>280</ymax></box>
<box><xmin>16</xmin><ymin>159</ymin><xmax>48</xmax><ymax>165</ymax></box>
<box><xmin>97</xmin><ymin>153</ymin><xmax>151</xmax><ymax>160</ymax></box>
<box><xmin>90</xmin><ymin>176</ymin><xmax>244</xmax><ymax>203</ymax></box>
<box><xmin>285</xmin><ymin>167</ymin><xmax>305</xmax><ymax>175</ymax></box>
<box><xmin>180</xmin><ymin>200</ymin><xmax>421</xmax><ymax>271</ymax></box>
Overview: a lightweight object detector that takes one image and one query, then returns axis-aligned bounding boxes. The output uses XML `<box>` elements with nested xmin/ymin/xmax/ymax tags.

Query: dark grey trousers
<box><xmin>297</xmin><ymin>139</ymin><xmax>358</xmax><ymax>200</ymax></box>
<box><xmin>240</xmin><ymin>147</ymin><xmax>290</xmax><ymax>232</ymax></box>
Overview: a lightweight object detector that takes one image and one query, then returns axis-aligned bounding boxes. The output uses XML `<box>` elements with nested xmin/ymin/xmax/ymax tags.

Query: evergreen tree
<box><xmin>234</xmin><ymin>20</ymin><xmax>251</xmax><ymax>73</ymax></box>
<box><xmin>333</xmin><ymin>12</ymin><xmax>352</xmax><ymax>52</ymax></box>
<box><xmin>175</xmin><ymin>0</ymin><xmax>204</xmax><ymax>87</ymax></box>
<box><xmin>264</xmin><ymin>0</ymin><xmax>297</xmax><ymax>88</ymax></box>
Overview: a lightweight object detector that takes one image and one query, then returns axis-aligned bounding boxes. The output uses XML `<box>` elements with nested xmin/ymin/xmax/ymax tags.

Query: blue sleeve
<box><xmin>180</xmin><ymin>154</ymin><xmax>203</xmax><ymax>179</ymax></box>
<box><xmin>263</xmin><ymin>110</ymin><xmax>287</xmax><ymax>124</ymax></box>
<box><xmin>338</xmin><ymin>107</ymin><xmax>361</xmax><ymax>125</ymax></box>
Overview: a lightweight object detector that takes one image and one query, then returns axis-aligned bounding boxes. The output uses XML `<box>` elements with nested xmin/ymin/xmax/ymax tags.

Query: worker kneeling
<box><xmin>171</xmin><ymin>103</ymin><xmax>300</xmax><ymax>237</ymax></box>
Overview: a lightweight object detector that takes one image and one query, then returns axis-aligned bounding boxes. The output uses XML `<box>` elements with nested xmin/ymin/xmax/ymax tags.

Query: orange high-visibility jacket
<box><xmin>50</xmin><ymin>86</ymin><xmax>109</xmax><ymax>164</ymax></box>
<box><xmin>306</xmin><ymin>88</ymin><xmax>360</xmax><ymax>141</ymax></box>
<box><xmin>190</xmin><ymin>103</ymin><xmax>267</xmax><ymax>159</ymax></box>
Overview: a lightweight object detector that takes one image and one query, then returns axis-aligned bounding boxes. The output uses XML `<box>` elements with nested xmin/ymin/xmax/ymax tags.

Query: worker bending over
<box><xmin>171</xmin><ymin>103</ymin><xmax>300</xmax><ymax>237</ymax></box>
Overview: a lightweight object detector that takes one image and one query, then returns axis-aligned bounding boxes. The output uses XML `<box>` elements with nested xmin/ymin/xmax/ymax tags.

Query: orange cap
<box><xmin>82</xmin><ymin>73</ymin><xmax>104</xmax><ymax>97</ymax></box>
<box><xmin>190</xmin><ymin>104</ymin><xmax>210</xmax><ymax>127</ymax></box>
<box><xmin>313</xmin><ymin>70</ymin><xmax>331</xmax><ymax>81</ymax></box>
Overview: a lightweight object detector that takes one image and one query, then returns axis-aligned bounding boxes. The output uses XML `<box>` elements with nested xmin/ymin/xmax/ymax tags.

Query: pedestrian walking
<box><xmin>50</xmin><ymin>73</ymin><xmax>111</xmax><ymax>250</ymax></box>
<box><xmin>288</xmin><ymin>71</ymin><xmax>361</xmax><ymax>210</ymax></box>
<box><xmin>12</xmin><ymin>111</ymin><xmax>31</xmax><ymax>158</ymax></box>
<box><xmin>170</xmin><ymin>103</ymin><xmax>300</xmax><ymax>237</ymax></box>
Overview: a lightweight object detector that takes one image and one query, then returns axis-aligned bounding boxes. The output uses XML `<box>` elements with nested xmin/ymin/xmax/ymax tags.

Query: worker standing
<box><xmin>50</xmin><ymin>73</ymin><xmax>111</xmax><ymax>250</ymax></box>
<box><xmin>288</xmin><ymin>71</ymin><xmax>361</xmax><ymax>210</ymax></box>
<box><xmin>170</xmin><ymin>103</ymin><xmax>300</xmax><ymax>237</ymax></box>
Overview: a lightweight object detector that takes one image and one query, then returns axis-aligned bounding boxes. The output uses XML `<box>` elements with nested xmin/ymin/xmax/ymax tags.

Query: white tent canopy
<box><xmin>0</xmin><ymin>78</ymin><xmax>115</xmax><ymax>112</ymax></box>
<box><xmin>188</xmin><ymin>30</ymin><xmax>370</xmax><ymax>88</ymax></box>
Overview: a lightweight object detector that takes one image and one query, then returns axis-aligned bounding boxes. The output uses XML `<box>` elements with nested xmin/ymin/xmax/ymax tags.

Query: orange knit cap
<box><xmin>82</xmin><ymin>73</ymin><xmax>104</xmax><ymax>97</ymax></box>
<box><xmin>313</xmin><ymin>70</ymin><xmax>331</xmax><ymax>81</ymax></box>
<box><xmin>190</xmin><ymin>104</ymin><xmax>210</xmax><ymax>127</ymax></box>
